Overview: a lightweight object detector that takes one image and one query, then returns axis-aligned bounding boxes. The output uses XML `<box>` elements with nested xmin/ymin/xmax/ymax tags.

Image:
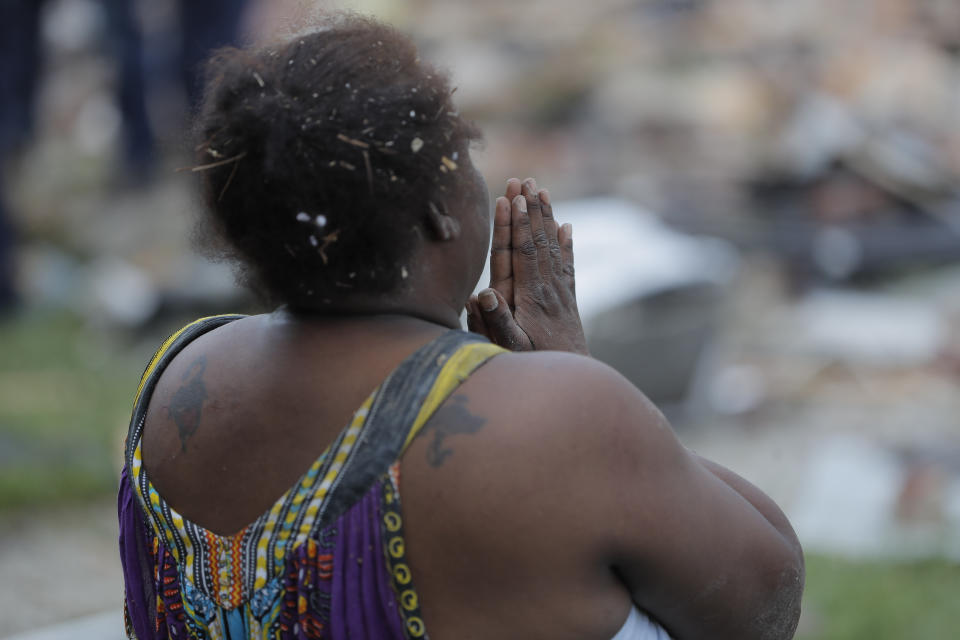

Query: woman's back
<box><xmin>126</xmin><ymin>314</ymin><xmax>648</xmax><ymax>640</ymax></box>
<box><xmin>141</xmin><ymin>314</ymin><xmax>449</xmax><ymax>536</ymax></box>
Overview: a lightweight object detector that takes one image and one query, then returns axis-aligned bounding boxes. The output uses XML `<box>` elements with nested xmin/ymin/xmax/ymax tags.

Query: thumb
<box><xmin>465</xmin><ymin>296</ymin><xmax>490</xmax><ymax>338</ymax></box>
<box><xmin>477</xmin><ymin>288</ymin><xmax>532</xmax><ymax>351</ymax></box>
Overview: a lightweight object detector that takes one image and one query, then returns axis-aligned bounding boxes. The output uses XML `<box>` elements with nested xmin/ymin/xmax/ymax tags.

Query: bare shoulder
<box><xmin>450</xmin><ymin>349</ymin><xmax>681</xmax><ymax>470</ymax></box>
<box><xmin>404</xmin><ymin>348</ymin><xmax>683</xmax><ymax>529</ymax></box>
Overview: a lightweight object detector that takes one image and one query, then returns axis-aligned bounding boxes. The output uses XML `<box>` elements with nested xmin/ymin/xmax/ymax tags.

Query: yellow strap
<box><xmin>402</xmin><ymin>341</ymin><xmax>506</xmax><ymax>453</ymax></box>
<box><xmin>133</xmin><ymin>314</ymin><xmax>241</xmax><ymax>407</ymax></box>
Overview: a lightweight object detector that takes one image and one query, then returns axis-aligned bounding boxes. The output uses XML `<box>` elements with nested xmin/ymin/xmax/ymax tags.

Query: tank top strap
<box><xmin>400</xmin><ymin>337</ymin><xmax>507</xmax><ymax>453</ymax></box>
<box><xmin>314</xmin><ymin>330</ymin><xmax>505</xmax><ymax>523</ymax></box>
<box><xmin>125</xmin><ymin>314</ymin><xmax>246</xmax><ymax>468</ymax></box>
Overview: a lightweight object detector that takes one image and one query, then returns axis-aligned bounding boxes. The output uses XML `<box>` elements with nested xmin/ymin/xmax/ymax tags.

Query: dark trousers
<box><xmin>0</xmin><ymin>0</ymin><xmax>40</xmax><ymax>307</ymax></box>
<box><xmin>102</xmin><ymin>0</ymin><xmax>155</xmax><ymax>174</ymax></box>
<box><xmin>0</xmin><ymin>189</ymin><xmax>15</xmax><ymax>309</ymax></box>
<box><xmin>0</xmin><ymin>0</ymin><xmax>44</xmax><ymax>155</ymax></box>
<box><xmin>177</xmin><ymin>0</ymin><xmax>250</xmax><ymax>109</ymax></box>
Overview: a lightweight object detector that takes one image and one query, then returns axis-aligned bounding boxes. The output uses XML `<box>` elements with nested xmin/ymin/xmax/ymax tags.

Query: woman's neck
<box><xmin>279</xmin><ymin>293</ymin><xmax>465</xmax><ymax>330</ymax></box>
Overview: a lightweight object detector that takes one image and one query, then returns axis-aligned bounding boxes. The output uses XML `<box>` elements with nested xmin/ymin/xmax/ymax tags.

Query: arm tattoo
<box><xmin>422</xmin><ymin>394</ymin><xmax>487</xmax><ymax>468</ymax></box>
<box><xmin>167</xmin><ymin>356</ymin><xmax>207</xmax><ymax>452</ymax></box>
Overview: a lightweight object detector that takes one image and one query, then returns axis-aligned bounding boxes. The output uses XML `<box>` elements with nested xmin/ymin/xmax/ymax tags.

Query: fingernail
<box><xmin>524</xmin><ymin>178</ymin><xmax>537</xmax><ymax>192</ymax></box>
<box><xmin>563</xmin><ymin>222</ymin><xmax>572</xmax><ymax>236</ymax></box>
<box><xmin>479</xmin><ymin>289</ymin><xmax>498</xmax><ymax>312</ymax></box>
<box><xmin>539</xmin><ymin>189</ymin><xmax>550</xmax><ymax>205</ymax></box>
<box><xmin>514</xmin><ymin>195</ymin><xmax>527</xmax><ymax>212</ymax></box>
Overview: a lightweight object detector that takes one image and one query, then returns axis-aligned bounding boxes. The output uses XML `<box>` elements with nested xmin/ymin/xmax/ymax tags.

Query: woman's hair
<box><xmin>194</xmin><ymin>14</ymin><xmax>482</xmax><ymax>307</ymax></box>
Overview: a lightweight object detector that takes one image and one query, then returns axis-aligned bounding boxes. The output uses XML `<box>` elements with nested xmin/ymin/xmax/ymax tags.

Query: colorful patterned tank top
<box><xmin>118</xmin><ymin>315</ymin><xmax>505</xmax><ymax>639</ymax></box>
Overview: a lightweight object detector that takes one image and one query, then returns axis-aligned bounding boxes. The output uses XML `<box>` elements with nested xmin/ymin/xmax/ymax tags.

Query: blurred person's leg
<box><xmin>102</xmin><ymin>0</ymin><xmax>155</xmax><ymax>183</ymax></box>
<box><xmin>0</xmin><ymin>0</ymin><xmax>45</xmax><ymax>155</ymax></box>
<box><xmin>0</xmin><ymin>189</ymin><xmax>17</xmax><ymax>312</ymax></box>
<box><xmin>0</xmin><ymin>0</ymin><xmax>43</xmax><ymax>312</ymax></box>
<box><xmin>177</xmin><ymin>0</ymin><xmax>250</xmax><ymax>110</ymax></box>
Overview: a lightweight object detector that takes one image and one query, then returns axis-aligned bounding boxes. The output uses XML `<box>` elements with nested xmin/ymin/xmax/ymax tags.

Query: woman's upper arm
<box><xmin>567</xmin><ymin>360</ymin><xmax>804</xmax><ymax>640</ymax></box>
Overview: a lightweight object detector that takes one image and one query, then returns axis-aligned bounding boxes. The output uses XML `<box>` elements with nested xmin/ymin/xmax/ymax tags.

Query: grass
<box><xmin>799</xmin><ymin>554</ymin><xmax>960</xmax><ymax>639</ymax></box>
<box><xmin>0</xmin><ymin>310</ymin><xmax>153</xmax><ymax>509</ymax></box>
<box><xmin>1</xmin><ymin>312</ymin><xmax>959</xmax><ymax>638</ymax></box>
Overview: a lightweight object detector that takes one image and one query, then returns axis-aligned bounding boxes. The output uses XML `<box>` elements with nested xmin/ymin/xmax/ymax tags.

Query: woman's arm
<box><xmin>692</xmin><ymin>451</ymin><xmax>804</xmax><ymax>559</ymax></box>
<box><xmin>470</xmin><ymin>178</ymin><xmax>803</xmax><ymax>638</ymax></box>
<box><xmin>568</xmin><ymin>360</ymin><xmax>804</xmax><ymax>640</ymax></box>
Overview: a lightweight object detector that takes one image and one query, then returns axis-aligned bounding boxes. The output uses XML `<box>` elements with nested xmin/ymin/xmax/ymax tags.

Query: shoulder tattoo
<box><xmin>167</xmin><ymin>355</ymin><xmax>208</xmax><ymax>452</ymax></box>
<box><xmin>422</xmin><ymin>394</ymin><xmax>487</xmax><ymax>468</ymax></box>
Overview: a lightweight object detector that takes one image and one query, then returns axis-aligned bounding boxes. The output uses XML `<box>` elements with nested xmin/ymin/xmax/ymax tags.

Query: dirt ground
<box><xmin>0</xmin><ymin>500</ymin><xmax>122</xmax><ymax>637</ymax></box>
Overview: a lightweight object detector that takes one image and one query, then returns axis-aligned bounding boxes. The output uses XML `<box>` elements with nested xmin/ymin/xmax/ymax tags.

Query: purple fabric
<box><xmin>118</xmin><ymin>464</ymin><xmax>155</xmax><ymax>640</ymax></box>
<box><xmin>330</xmin><ymin>482</ymin><xmax>407</xmax><ymax>640</ymax></box>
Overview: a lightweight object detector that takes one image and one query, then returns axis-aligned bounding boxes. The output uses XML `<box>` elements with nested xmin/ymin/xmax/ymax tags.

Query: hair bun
<box><xmin>193</xmin><ymin>14</ymin><xmax>482</xmax><ymax>308</ymax></box>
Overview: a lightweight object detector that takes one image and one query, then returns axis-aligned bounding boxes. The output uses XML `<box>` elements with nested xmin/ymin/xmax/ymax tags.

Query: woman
<box><xmin>118</xmin><ymin>14</ymin><xmax>804</xmax><ymax>640</ymax></box>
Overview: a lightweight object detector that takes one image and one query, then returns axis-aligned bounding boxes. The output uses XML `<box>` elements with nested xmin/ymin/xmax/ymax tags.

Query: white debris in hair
<box><xmin>411</xmin><ymin>137</ymin><xmax>424</xmax><ymax>153</ymax></box>
<box><xmin>309</xmin><ymin>235</ymin><xmax>319</xmax><ymax>247</ymax></box>
<box><xmin>345</xmin><ymin>82</ymin><xmax>351</xmax><ymax>89</ymax></box>
<box><xmin>401</xmin><ymin>266</ymin><xmax>409</xmax><ymax>279</ymax></box>
<box><xmin>409</xmin><ymin>110</ymin><xmax>416</xmax><ymax>117</ymax></box>
<box><xmin>296</xmin><ymin>212</ymin><xmax>311</xmax><ymax>222</ymax></box>
<box><xmin>452</xmin><ymin>151</ymin><xmax>459</xmax><ymax>161</ymax></box>
<box><xmin>253</xmin><ymin>72</ymin><xmax>265</xmax><ymax>87</ymax></box>
<box><xmin>348</xmin><ymin>272</ymin><xmax>356</xmax><ymax>279</ymax></box>
<box><xmin>315</xmin><ymin>214</ymin><xmax>327</xmax><ymax>227</ymax></box>
<box><xmin>441</xmin><ymin>156</ymin><xmax>458</xmax><ymax>171</ymax></box>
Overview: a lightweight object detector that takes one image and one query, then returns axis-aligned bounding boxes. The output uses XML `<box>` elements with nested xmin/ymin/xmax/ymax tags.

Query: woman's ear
<box><xmin>426</xmin><ymin>201</ymin><xmax>461</xmax><ymax>242</ymax></box>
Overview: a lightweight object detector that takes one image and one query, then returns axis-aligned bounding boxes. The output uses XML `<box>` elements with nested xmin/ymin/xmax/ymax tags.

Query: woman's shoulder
<box><xmin>402</xmin><ymin>348</ymin><xmax>676</xmax><ymax>517</ymax></box>
<box><xmin>463</xmin><ymin>349</ymin><xmax>671</xmax><ymax>454</ymax></box>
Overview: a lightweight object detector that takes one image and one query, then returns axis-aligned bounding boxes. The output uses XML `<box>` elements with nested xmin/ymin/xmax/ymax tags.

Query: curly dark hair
<box><xmin>193</xmin><ymin>14</ymin><xmax>482</xmax><ymax>308</ymax></box>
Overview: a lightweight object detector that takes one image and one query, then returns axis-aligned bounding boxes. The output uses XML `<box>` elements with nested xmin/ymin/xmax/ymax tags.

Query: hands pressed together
<box><xmin>466</xmin><ymin>178</ymin><xmax>589</xmax><ymax>355</ymax></box>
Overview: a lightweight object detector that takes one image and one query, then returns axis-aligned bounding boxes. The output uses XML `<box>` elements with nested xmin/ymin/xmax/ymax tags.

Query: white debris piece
<box><xmin>790</xmin><ymin>290</ymin><xmax>948</xmax><ymax>367</ymax></box>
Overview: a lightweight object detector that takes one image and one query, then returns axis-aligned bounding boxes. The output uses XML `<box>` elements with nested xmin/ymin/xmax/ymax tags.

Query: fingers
<box><xmin>558</xmin><ymin>222</ymin><xmax>575</xmax><ymax>292</ymax></box>
<box><xmin>521</xmin><ymin>178</ymin><xmax>556</xmax><ymax>280</ymax></box>
<box><xmin>511</xmin><ymin>192</ymin><xmax>541</xmax><ymax>286</ymax></box>
<box><xmin>476</xmin><ymin>288</ymin><xmax>531</xmax><ymax>351</ymax></box>
<box><xmin>489</xmin><ymin>195</ymin><xmax>514</xmax><ymax>307</ymax></box>
<box><xmin>505</xmin><ymin>177</ymin><xmax>522</xmax><ymax>202</ymax></box>
<box><xmin>465</xmin><ymin>295</ymin><xmax>490</xmax><ymax>338</ymax></box>
<box><xmin>538</xmin><ymin>188</ymin><xmax>563</xmax><ymax>276</ymax></box>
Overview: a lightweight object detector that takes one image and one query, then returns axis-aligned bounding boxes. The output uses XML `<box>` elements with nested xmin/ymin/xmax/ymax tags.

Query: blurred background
<box><xmin>1</xmin><ymin>0</ymin><xmax>959</xmax><ymax>637</ymax></box>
